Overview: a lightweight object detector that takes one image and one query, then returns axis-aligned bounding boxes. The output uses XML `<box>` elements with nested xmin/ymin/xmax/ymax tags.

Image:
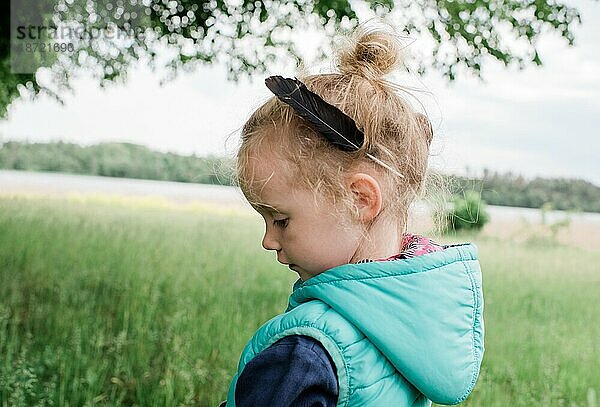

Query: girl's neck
<box><xmin>349</xmin><ymin>216</ymin><xmax>402</xmax><ymax>263</ymax></box>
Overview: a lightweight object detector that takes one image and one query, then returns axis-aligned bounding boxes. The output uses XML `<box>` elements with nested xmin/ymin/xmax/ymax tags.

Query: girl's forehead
<box><xmin>246</xmin><ymin>152</ymin><xmax>294</xmax><ymax>188</ymax></box>
<box><xmin>243</xmin><ymin>157</ymin><xmax>294</xmax><ymax>205</ymax></box>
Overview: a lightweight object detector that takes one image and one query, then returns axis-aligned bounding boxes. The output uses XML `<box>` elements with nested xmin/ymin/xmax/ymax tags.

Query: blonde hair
<box><xmin>235</xmin><ymin>23</ymin><xmax>445</xmax><ymax>237</ymax></box>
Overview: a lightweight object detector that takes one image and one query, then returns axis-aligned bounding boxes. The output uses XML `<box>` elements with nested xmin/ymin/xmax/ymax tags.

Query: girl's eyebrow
<box><xmin>253</xmin><ymin>203</ymin><xmax>283</xmax><ymax>214</ymax></box>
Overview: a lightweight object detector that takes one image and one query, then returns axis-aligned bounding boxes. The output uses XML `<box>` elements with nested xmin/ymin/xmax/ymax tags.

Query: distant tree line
<box><xmin>1</xmin><ymin>141</ymin><xmax>598</xmax><ymax>213</ymax></box>
<box><xmin>0</xmin><ymin>141</ymin><xmax>234</xmax><ymax>185</ymax></box>
<box><xmin>450</xmin><ymin>169</ymin><xmax>600</xmax><ymax>213</ymax></box>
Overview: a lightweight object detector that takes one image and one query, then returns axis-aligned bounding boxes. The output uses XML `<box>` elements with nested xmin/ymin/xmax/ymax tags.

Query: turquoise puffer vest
<box><xmin>225</xmin><ymin>243</ymin><xmax>484</xmax><ymax>406</ymax></box>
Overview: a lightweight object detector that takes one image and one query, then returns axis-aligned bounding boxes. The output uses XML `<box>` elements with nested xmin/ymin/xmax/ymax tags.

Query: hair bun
<box><xmin>338</xmin><ymin>25</ymin><xmax>401</xmax><ymax>80</ymax></box>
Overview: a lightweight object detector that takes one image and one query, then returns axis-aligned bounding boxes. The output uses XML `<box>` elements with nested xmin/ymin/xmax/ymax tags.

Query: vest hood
<box><xmin>286</xmin><ymin>243</ymin><xmax>484</xmax><ymax>405</ymax></box>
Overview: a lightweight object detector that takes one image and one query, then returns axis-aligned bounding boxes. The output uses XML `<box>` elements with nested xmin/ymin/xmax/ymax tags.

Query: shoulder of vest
<box><xmin>239</xmin><ymin>299</ymin><xmax>403</xmax><ymax>406</ymax></box>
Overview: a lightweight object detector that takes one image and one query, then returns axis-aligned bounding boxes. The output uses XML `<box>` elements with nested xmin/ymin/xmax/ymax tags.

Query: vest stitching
<box><xmin>342</xmin><ymin>334</ymin><xmax>368</xmax><ymax>351</ymax></box>
<box><xmin>352</xmin><ymin>370</ymin><xmax>398</xmax><ymax>391</ymax></box>
<box><xmin>312</xmin><ymin>305</ymin><xmax>355</xmax><ymax>404</ymax></box>
<box><xmin>453</xmin><ymin>254</ymin><xmax>482</xmax><ymax>404</ymax></box>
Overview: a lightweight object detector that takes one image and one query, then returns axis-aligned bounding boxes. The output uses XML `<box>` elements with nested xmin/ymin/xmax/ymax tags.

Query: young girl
<box><xmin>221</xmin><ymin>26</ymin><xmax>484</xmax><ymax>407</ymax></box>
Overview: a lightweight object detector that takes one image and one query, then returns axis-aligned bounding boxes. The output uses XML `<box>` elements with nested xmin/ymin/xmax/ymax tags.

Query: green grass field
<box><xmin>0</xmin><ymin>195</ymin><xmax>598</xmax><ymax>406</ymax></box>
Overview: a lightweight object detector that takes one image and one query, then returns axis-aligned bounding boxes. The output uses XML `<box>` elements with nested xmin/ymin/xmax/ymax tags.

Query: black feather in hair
<box><xmin>264</xmin><ymin>75</ymin><xmax>364</xmax><ymax>152</ymax></box>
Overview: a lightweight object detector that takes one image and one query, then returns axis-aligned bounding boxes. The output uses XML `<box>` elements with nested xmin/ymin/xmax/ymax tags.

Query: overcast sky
<box><xmin>1</xmin><ymin>0</ymin><xmax>599</xmax><ymax>185</ymax></box>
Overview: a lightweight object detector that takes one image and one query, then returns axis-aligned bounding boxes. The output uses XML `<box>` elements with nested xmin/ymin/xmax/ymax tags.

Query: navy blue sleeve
<box><xmin>235</xmin><ymin>334</ymin><xmax>339</xmax><ymax>407</ymax></box>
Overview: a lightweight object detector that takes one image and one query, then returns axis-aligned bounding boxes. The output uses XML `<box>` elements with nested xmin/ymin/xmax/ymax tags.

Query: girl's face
<box><xmin>246</xmin><ymin>155</ymin><xmax>364</xmax><ymax>282</ymax></box>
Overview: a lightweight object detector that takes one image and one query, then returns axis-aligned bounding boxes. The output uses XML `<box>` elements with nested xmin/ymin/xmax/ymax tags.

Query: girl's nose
<box><xmin>262</xmin><ymin>229</ymin><xmax>281</xmax><ymax>251</ymax></box>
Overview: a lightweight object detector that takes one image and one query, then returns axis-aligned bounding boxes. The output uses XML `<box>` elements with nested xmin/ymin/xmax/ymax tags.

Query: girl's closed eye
<box><xmin>273</xmin><ymin>218</ymin><xmax>289</xmax><ymax>228</ymax></box>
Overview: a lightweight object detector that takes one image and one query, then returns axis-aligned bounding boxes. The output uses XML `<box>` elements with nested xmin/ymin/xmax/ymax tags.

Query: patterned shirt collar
<box><xmin>354</xmin><ymin>232</ymin><xmax>444</xmax><ymax>264</ymax></box>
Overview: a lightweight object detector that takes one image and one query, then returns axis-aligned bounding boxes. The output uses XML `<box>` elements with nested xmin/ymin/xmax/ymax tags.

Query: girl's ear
<box><xmin>346</xmin><ymin>173</ymin><xmax>383</xmax><ymax>223</ymax></box>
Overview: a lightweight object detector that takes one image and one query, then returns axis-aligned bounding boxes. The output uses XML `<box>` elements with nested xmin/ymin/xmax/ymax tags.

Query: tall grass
<box><xmin>0</xmin><ymin>195</ymin><xmax>598</xmax><ymax>406</ymax></box>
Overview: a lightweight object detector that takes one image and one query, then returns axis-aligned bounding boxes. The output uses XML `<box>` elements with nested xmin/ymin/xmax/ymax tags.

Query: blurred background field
<box><xmin>0</xmin><ymin>189</ymin><xmax>598</xmax><ymax>406</ymax></box>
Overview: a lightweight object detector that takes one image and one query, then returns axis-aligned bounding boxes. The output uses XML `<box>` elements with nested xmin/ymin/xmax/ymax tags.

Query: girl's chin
<box><xmin>289</xmin><ymin>265</ymin><xmax>306</xmax><ymax>280</ymax></box>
